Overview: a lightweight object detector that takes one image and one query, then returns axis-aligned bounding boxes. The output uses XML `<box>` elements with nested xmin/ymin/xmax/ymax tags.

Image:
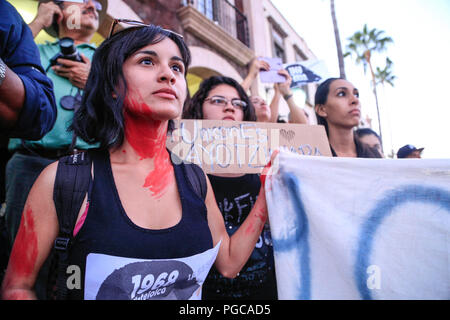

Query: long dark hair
<box><xmin>70</xmin><ymin>25</ymin><xmax>191</xmax><ymax>150</ymax></box>
<box><xmin>314</xmin><ymin>77</ymin><xmax>342</xmax><ymax>136</ymax></box>
<box><xmin>355</xmin><ymin>127</ymin><xmax>381</xmax><ymax>141</ymax></box>
<box><xmin>182</xmin><ymin>76</ymin><xmax>256</xmax><ymax>121</ymax></box>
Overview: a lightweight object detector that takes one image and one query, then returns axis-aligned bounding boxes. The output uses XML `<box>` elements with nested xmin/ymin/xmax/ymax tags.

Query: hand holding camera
<box><xmin>50</xmin><ymin>37</ymin><xmax>91</xmax><ymax>89</ymax></box>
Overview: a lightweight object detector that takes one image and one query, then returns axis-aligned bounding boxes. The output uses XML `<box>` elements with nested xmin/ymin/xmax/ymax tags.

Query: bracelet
<box><xmin>0</xmin><ymin>58</ymin><xmax>6</xmax><ymax>87</ymax></box>
<box><xmin>283</xmin><ymin>93</ymin><xmax>293</xmax><ymax>101</ymax></box>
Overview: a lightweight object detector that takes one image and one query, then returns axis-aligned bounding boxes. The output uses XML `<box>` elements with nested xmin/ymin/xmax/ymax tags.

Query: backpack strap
<box><xmin>184</xmin><ymin>163</ymin><xmax>207</xmax><ymax>200</ymax></box>
<box><xmin>52</xmin><ymin>151</ymin><xmax>92</xmax><ymax>300</ymax></box>
<box><xmin>170</xmin><ymin>151</ymin><xmax>207</xmax><ymax>200</ymax></box>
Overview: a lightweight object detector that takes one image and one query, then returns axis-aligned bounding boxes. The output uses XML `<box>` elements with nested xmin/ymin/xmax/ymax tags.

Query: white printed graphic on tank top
<box><xmin>84</xmin><ymin>242</ymin><xmax>221</xmax><ymax>300</ymax></box>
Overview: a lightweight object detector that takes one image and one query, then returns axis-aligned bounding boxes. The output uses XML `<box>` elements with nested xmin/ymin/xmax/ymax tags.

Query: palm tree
<box><xmin>330</xmin><ymin>0</ymin><xmax>346</xmax><ymax>79</ymax></box>
<box><xmin>375</xmin><ymin>57</ymin><xmax>396</xmax><ymax>87</ymax></box>
<box><xmin>344</xmin><ymin>24</ymin><xmax>393</xmax><ymax>145</ymax></box>
<box><xmin>375</xmin><ymin>57</ymin><xmax>396</xmax><ymax>157</ymax></box>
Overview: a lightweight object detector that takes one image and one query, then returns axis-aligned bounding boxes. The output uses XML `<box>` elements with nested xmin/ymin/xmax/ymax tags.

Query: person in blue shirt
<box><xmin>0</xmin><ymin>0</ymin><xmax>56</xmax><ymax>139</ymax></box>
<box><xmin>0</xmin><ymin>0</ymin><xmax>57</xmax><ymax>296</ymax></box>
<box><xmin>3</xmin><ymin>0</ymin><xmax>107</xmax><ymax>300</ymax></box>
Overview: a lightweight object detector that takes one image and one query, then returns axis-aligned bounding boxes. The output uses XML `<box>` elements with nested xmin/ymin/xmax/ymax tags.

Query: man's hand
<box><xmin>52</xmin><ymin>54</ymin><xmax>91</xmax><ymax>89</ymax></box>
<box><xmin>28</xmin><ymin>2</ymin><xmax>63</xmax><ymax>38</ymax></box>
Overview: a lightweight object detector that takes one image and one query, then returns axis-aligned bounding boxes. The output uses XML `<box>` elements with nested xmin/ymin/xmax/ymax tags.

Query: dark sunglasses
<box><xmin>108</xmin><ymin>18</ymin><xmax>184</xmax><ymax>39</ymax></box>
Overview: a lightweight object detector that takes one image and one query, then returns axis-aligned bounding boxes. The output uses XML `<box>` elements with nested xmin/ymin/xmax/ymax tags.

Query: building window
<box><xmin>274</xmin><ymin>42</ymin><xmax>285</xmax><ymax>62</ymax></box>
<box><xmin>198</xmin><ymin>0</ymin><xmax>215</xmax><ymax>21</ymax></box>
<box><xmin>294</xmin><ymin>45</ymin><xmax>307</xmax><ymax>62</ymax></box>
<box><xmin>271</xmin><ymin>23</ymin><xmax>286</xmax><ymax>62</ymax></box>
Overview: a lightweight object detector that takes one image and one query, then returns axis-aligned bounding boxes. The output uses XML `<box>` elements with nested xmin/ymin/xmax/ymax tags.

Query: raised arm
<box><xmin>28</xmin><ymin>1</ymin><xmax>63</xmax><ymax>38</ymax></box>
<box><xmin>269</xmin><ymin>83</ymin><xmax>282</xmax><ymax>123</ymax></box>
<box><xmin>1</xmin><ymin>162</ymin><xmax>59</xmax><ymax>300</ymax></box>
<box><xmin>241</xmin><ymin>57</ymin><xmax>270</xmax><ymax>93</ymax></box>
<box><xmin>277</xmin><ymin>69</ymin><xmax>309</xmax><ymax>124</ymax></box>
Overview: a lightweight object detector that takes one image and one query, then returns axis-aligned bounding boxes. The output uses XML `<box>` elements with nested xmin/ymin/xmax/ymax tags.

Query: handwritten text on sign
<box><xmin>167</xmin><ymin>120</ymin><xmax>331</xmax><ymax>173</ymax></box>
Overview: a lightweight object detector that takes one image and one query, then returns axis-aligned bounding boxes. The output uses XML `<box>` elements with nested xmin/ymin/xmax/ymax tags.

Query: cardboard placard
<box><xmin>167</xmin><ymin>119</ymin><xmax>331</xmax><ymax>173</ymax></box>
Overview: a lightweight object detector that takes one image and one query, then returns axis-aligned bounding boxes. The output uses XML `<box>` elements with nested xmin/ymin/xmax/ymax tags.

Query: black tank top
<box><xmin>67</xmin><ymin>150</ymin><xmax>214</xmax><ymax>300</ymax></box>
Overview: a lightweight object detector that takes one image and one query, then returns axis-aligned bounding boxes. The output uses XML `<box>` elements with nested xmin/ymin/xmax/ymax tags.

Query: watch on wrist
<box><xmin>0</xmin><ymin>58</ymin><xmax>6</xmax><ymax>87</ymax></box>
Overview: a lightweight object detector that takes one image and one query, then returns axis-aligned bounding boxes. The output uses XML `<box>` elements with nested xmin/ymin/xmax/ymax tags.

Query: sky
<box><xmin>271</xmin><ymin>0</ymin><xmax>450</xmax><ymax>159</ymax></box>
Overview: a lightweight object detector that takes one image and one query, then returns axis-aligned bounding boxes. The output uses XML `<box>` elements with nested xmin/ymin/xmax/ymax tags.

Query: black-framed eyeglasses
<box><xmin>108</xmin><ymin>18</ymin><xmax>184</xmax><ymax>39</ymax></box>
<box><xmin>205</xmin><ymin>96</ymin><xmax>248</xmax><ymax>111</ymax></box>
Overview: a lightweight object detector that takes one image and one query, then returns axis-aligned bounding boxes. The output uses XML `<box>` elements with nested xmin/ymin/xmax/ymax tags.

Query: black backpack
<box><xmin>47</xmin><ymin>151</ymin><xmax>207</xmax><ymax>300</ymax></box>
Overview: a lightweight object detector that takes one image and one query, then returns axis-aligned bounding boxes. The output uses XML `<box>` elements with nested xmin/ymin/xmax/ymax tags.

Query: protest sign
<box><xmin>258</xmin><ymin>57</ymin><xmax>286</xmax><ymax>83</ymax></box>
<box><xmin>284</xmin><ymin>60</ymin><xmax>328</xmax><ymax>88</ymax></box>
<box><xmin>166</xmin><ymin>119</ymin><xmax>331</xmax><ymax>173</ymax></box>
<box><xmin>266</xmin><ymin>151</ymin><xmax>450</xmax><ymax>299</ymax></box>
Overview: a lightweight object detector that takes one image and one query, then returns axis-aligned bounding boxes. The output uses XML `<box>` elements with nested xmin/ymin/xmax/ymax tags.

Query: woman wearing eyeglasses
<box><xmin>1</xmin><ymin>24</ymin><xmax>272</xmax><ymax>300</ymax></box>
<box><xmin>182</xmin><ymin>76</ymin><xmax>278</xmax><ymax>300</ymax></box>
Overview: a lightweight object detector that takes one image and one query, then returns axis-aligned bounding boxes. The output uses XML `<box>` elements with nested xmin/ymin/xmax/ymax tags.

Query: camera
<box><xmin>50</xmin><ymin>37</ymin><xmax>84</xmax><ymax>66</ymax></box>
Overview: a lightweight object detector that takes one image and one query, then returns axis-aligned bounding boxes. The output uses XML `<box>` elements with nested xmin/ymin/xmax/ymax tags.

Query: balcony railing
<box><xmin>183</xmin><ymin>0</ymin><xmax>250</xmax><ymax>47</ymax></box>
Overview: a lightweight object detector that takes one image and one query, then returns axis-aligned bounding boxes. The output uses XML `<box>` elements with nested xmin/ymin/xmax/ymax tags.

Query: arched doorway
<box><xmin>187</xmin><ymin>46</ymin><xmax>243</xmax><ymax>96</ymax></box>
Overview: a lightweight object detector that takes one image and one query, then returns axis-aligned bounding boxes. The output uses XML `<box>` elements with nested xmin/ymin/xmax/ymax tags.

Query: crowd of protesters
<box><xmin>0</xmin><ymin>0</ymin><xmax>425</xmax><ymax>300</ymax></box>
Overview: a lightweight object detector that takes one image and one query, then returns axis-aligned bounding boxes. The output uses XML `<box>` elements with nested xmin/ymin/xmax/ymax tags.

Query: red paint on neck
<box><xmin>124</xmin><ymin>97</ymin><xmax>174</xmax><ymax>199</ymax></box>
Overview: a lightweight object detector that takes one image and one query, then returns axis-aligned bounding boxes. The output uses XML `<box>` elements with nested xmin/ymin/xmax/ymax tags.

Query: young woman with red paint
<box><xmin>314</xmin><ymin>78</ymin><xmax>382</xmax><ymax>158</ymax></box>
<box><xmin>182</xmin><ymin>76</ymin><xmax>278</xmax><ymax>300</ymax></box>
<box><xmin>1</xmin><ymin>24</ymin><xmax>272</xmax><ymax>300</ymax></box>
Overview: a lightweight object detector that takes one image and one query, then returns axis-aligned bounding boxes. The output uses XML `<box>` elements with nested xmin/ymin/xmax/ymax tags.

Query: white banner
<box><xmin>266</xmin><ymin>151</ymin><xmax>450</xmax><ymax>299</ymax></box>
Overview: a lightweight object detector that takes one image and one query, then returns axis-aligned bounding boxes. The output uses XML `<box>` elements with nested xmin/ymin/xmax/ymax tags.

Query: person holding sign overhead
<box><xmin>241</xmin><ymin>57</ymin><xmax>308</xmax><ymax>124</ymax></box>
<box><xmin>314</xmin><ymin>78</ymin><xmax>382</xmax><ymax>158</ymax></box>
<box><xmin>183</xmin><ymin>76</ymin><xmax>278</xmax><ymax>300</ymax></box>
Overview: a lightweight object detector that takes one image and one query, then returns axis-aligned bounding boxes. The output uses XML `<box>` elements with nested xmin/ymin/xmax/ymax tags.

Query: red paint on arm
<box><xmin>2</xmin><ymin>207</ymin><xmax>38</xmax><ymax>299</ymax></box>
<box><xmin>260</xmin><ymin>149</ymin><xmax>279</xmax><ymax>190</ymax></box>
<box><xmin>244</xmin><ymin>205</ymin><xmax>268</xmax><ymax>236</ymax></box>
<box><xmin>9</xmin><ymin>208</ymin><xmax>38</xmax><ymax>278</ymax></box>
